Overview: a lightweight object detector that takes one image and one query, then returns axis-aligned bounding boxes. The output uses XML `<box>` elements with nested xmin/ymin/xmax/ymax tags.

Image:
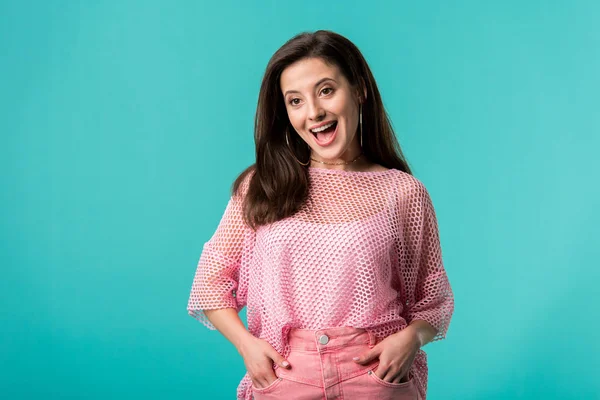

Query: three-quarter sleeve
<box><xmin>187</xmin><ymin>173</ymin><xmax>254</xmax><ymax>330</ymax></box>
<box><xmin>400</xmin><ymin>179</ymin><xmax>454</xmax><ymax>342</ymax></box>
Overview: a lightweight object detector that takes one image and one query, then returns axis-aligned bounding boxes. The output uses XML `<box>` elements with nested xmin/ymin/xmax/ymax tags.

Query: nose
<box><xmin>308</xmin><ymin>99</ymin><xmax>325</xmax><ymax>121</ymax></box>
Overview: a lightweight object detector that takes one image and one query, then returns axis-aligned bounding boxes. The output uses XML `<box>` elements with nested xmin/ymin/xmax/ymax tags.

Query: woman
<box><xmin>187</xmin><ymin>30</ymin><xmax>454</xmax><ymax>400</ymax></box>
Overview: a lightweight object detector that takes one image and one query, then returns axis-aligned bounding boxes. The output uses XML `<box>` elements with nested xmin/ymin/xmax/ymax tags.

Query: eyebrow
<box><xmin>283</xmin><ymin>77</ymin><xmax>337</xmax><ymax>97</ymax></box>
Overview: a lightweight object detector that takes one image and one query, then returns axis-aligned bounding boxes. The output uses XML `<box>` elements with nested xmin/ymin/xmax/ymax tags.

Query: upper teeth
<box><xmin>310</xmin><ymin>121</ymin><xmax>336</xmax><ymax>133</ymax></box>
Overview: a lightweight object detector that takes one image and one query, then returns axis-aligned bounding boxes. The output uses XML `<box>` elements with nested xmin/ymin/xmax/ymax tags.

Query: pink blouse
<box><xmin>187</xmin><ymin>166</ymin><xmax>454</xmax><ymax>400</ymax></box>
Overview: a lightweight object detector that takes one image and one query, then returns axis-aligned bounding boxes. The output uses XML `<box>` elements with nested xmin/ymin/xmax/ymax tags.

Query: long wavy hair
<box><xmin>232</xmin><ymin>30</ymin><xmax>413</xmax><ymax>230</ymax></box>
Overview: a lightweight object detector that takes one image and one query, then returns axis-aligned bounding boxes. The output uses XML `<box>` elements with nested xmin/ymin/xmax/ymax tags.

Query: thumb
<box><xmin>353</xmin><ymin>348</ymin><xmax>379</xmax><ymax>364</ymax></box>
<box><xmin>270</xmin><ymin>350</ymin><xmax>291</xmax><ymax>369</ymax></box>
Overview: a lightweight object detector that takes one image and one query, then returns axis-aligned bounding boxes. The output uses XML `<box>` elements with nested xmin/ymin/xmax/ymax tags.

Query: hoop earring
<box><xmin>286</xmin><ymin>129</ymin><xmax>310</xmax><ymax>166</ymax></box>
<box><xmin>359</xmin><ymin>103</ymin><xmax>363</xmax><ymax>148</ymax></box>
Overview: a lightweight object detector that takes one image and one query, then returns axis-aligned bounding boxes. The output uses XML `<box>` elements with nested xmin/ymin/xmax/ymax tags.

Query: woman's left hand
<box><xmin>352</xmin><ymin>327</ymin><xmax>421</xmax><ymax>383</ymax></box>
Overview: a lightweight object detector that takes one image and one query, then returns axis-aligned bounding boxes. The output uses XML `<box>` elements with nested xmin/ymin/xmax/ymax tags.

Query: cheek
<box><xmin>288</xmin><ymin>111</ymin><xmax>305</xmax><ymax>132</ymax></box>
<box><xmin>342</xmin><ymin>101</ymin><xmax>356</xmax><ymax>117</ymax></box>
<box><xmin>342</xmin><ymin>104</ymin><xmax>358</xmax><ymax>125</ymax></box>
<box><xmin>330</xmin><ymin>93</ymin><xmax>350</xmax><ymax>111</ymax></box>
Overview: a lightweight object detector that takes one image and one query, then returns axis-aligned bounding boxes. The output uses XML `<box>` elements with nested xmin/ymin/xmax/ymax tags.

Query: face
<box><xmin>280</xmin><ymin>57</ymin><xmax>364</xmax><ymax>165</ymax></box>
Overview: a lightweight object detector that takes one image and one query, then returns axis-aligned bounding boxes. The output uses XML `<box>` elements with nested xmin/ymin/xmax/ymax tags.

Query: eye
<box><xmin>321</xmin><ymin>87</ymin><xmax>334</xmax><ymax>96</ymax></box>
<box><xmin>289</xmin><ymin>98</ymin><xmax>301</xmax><ymax>106</ymax></box>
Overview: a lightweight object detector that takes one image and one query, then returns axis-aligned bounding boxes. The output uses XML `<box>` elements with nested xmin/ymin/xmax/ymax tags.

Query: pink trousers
<box><xmin>251</xmin><ymin>326</ymin><xmax>419</xmax><ymax>400</ymax></box>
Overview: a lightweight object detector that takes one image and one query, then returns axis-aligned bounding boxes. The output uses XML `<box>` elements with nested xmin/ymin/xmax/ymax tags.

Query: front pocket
<box><xmin>251</xmin><ymin>377</ymin><xmax>283</xmax><ymax>394</ymax></box>
<box><xmin>367</xmin><ymin>368</ymin><xmax>413</xmax><ymax>389</ymax></box>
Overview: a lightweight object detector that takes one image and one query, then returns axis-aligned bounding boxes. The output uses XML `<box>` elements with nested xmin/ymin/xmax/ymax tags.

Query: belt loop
<box><xmin>368</xmin><ymin>329</ymin><xmax>377</xmax><ymax>347</ymax></box>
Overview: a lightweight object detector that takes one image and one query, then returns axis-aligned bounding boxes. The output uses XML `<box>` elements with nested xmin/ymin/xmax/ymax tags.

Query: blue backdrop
<box><xmin>1</xmin><ymin>1</ymin><xmax>598</xmax><ymax>398</ymax></box>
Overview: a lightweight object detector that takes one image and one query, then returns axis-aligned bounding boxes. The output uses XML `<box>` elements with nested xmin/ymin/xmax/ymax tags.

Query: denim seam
<box><xmin>276</xmin><ymin>373</ymin><xmax>322</xmax><ymax>387</ymax></box>
<box><xmin>335</xmin><ymin>365</ymin><xmax>375</xmax><ymax>386</ymax></box>
<box><xmin>335</xmin><ymin>352</ymin><xmax>344</xmax><ymax>400</ymax></box>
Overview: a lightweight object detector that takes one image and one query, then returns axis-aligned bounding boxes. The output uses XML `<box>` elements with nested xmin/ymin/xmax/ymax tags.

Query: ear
<box><xmin>356</xmin><ymin>78</ymin><xmax>367</xmax><ymax>104</ymax></box>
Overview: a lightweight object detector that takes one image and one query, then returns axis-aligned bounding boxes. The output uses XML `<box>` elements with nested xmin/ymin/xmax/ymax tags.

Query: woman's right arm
<box><xmin>204</xmin><ymin>308</ymin><xmax>291</xmax><ymax>390</ymax></box>
<box><xmin>203</xmin><ymin>308</ymin><xmax>255</xmax><ymax>354</ymax></box>
<box><xmin>187</xmin><ymin>171</ymin><xmax>290</xmax><ymax>387</ymax></box>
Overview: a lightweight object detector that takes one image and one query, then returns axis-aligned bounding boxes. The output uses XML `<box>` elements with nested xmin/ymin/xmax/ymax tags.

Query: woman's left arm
<box><xmin>401</xmin><ymin>179</ymin><xmax>454</xmax><ymax>344</ymax></box>
<box><xmin>353</xmin><ymin>179</ymin><xmax>454</xmax><ymax>381</ymax></box>
<box><xmin>405</xmin><ymin>319</ymin><xmax>438</xmax><ymax>348</ymax></box>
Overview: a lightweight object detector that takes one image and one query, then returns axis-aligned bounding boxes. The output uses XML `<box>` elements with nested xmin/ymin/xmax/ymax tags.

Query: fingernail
<box><xmin>282</xmin><ymin>361</ymin><xmax>289</xmax><ymax>367</ymax></box>
<box><xmin>352</xmin><ymin>357</ymin><xmax>360</xmax><ymax>361</ymax></box>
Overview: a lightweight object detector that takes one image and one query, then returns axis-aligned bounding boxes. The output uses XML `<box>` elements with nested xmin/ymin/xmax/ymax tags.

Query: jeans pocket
<box><xmin>367</xmin><ymin>368</ymin><xmax>413</xmax><ymax>389</ymax></box>
<box><xmin>251</xmin><ymin>376</ymin><xmax>283</xmax><ymax>395</ymax></box>
<box><xmin>341</xmin><ymin>364</ymin><xmax>418</xmax><ymax>400</ymax></box>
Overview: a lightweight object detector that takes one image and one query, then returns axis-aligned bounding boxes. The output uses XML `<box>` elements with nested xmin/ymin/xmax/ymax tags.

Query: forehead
<box><xmin>280</xmin><ymin>58</ymin><xmax>343</xmax><ymax>91</ymax></box>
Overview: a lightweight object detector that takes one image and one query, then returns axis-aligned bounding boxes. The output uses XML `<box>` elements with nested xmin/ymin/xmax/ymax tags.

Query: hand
<box><xmin>238</xmin><ymin>336</ymin><xmax>291</xmax><ymax>389</ymax></box>
<box><xmin>352</xmin><ymin>327</ymin><xmax>421</xmax><ymax>383</ymax></box>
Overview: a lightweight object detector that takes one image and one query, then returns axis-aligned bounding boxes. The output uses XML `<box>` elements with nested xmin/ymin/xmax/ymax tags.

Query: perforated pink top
<box><xmin>187</xmin><ymin>166</ymin><xmax>454</xmax><ymax>400</ymax></box>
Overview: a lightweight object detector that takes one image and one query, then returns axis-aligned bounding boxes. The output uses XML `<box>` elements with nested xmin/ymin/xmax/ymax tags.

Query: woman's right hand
<box><xmin>238</xmin><ymin>335</ymin><xmax>291</xmax><ymax>389</ymax></box>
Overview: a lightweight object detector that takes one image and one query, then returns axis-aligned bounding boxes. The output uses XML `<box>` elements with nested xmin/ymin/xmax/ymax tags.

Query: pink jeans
<box><xmin>251</xmin><ymin>326</ymin><xmax>419</xmax><ymax>400</ymax></box>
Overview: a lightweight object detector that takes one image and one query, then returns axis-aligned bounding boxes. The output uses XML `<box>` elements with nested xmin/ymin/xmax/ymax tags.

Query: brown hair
<box><xmin>232</xmin><ymin>30</ymin><xmax>413</xmax><ymax>230</ymax></box>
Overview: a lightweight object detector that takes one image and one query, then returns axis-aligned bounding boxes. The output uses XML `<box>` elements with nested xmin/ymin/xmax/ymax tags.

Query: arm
<box><xmin>405</xmin><ymin>319</ymin><xmax>438</xmax><ymax>348</ymax></box>
<box><xmin>203</xmin><ymin>308</ymin><xmax>256</xmax><ymax>354</ymax></box>
<box><xmin>187</xmin><ymin>172</ymin><xmax>256</xmax><ymax>331</ymax></box>
<box><xmin>401</xmin><ymin>179</ymin><xmax>454</xmax><ymax>344</ymax></box>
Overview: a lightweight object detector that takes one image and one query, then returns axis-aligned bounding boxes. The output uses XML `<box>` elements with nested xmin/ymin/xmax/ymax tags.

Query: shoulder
<box><xmin>232</xmin><ymin>164</ymin><xmax>257</xmax><ymax>198</ymax></box>
<box><xmin>390</xmin><ymin>169</ymin><xmax>425</xmax><ymax>190</ymax></box>
<box><xmin>388</xmin><ymin>169</ymin><xmax>431</xmax><ymax>204</ymax></box>
<box><xmin>365</xmin><ymin>163</ymin><xmax>391</xmax><ymax>173</ymax></box>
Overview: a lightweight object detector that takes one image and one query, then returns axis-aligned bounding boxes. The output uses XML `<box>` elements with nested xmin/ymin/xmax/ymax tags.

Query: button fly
<box><xmin>318</xmin><ymin>334</ymin><xmax>329</xmax><ymax>345</ymax></box>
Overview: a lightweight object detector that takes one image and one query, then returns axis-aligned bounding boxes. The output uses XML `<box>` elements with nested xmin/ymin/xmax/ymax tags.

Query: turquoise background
<box><xmin>2</xmin><ymin>1</ymin><xmax>599</xmax><ymax>398</ymax></box>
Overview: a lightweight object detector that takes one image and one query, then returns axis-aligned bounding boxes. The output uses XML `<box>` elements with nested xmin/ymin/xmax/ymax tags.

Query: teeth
<box><xmin>310</xmin><ymin>121</ymin><xmax>336</xmax><ymax>133</ymax></box>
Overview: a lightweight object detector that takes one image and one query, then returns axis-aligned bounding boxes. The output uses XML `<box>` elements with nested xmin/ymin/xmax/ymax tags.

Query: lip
<box><xmin>312</xmin><ymin>121</ymin><xmax>338</xmax><ymax>147</ymax></box>
<box><xmin>309</xmin><ymin>120</ymin><xmax>337</xmax><ymax>131</ymax></box>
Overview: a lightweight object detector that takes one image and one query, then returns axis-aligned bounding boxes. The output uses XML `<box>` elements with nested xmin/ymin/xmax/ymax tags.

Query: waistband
<box><xmin>287</xmin><ymin>326</ymin><xmax>378</xmax><ymax>352</ymax></box>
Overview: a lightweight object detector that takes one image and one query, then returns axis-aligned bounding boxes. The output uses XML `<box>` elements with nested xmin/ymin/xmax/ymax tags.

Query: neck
<box><xmin>309</xmin><ymin>151</ymin><xmax>368</xmax><ymax>171</ymax></box>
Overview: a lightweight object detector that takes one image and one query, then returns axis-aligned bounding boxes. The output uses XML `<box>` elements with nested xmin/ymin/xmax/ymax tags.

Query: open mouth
<box><xmin>310</xmin><ymin>121</ymin><xmax>338</xmax><ymax>146</ymax></box>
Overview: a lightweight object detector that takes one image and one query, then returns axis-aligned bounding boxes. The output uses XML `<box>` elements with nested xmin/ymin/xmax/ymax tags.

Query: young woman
<box><xmin>187</xmin><ymin>30</ymin><xmax>454</xmax><ymax>400</ymax></box>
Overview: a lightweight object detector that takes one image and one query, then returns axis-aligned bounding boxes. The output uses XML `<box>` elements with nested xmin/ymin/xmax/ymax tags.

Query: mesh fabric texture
<box><xmin>187</xmin><ymin>166</ymin><xmax>454</xmax><ymax>400</ymax></box>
